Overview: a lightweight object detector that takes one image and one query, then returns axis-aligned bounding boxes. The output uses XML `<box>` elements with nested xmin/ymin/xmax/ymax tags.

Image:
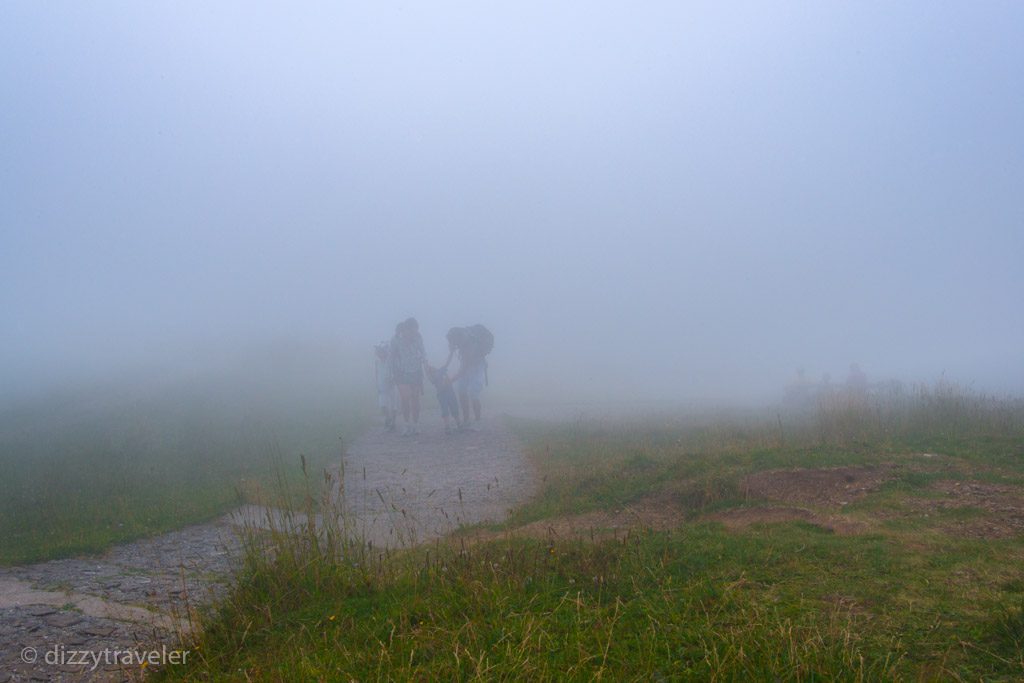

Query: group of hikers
<box><xmin>374</xmin><ymin>318</ymin><xmax>494</xmax><ymax>436</ymax></box>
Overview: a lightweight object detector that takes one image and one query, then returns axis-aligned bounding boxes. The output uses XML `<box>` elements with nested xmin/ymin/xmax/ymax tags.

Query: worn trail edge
<box><xmin>0</xmin><ymin>416</ymin><xmax>533</xmax><ymax>682</ymax></box>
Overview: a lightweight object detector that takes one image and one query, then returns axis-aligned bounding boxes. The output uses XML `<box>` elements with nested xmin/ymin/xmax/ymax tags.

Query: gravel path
<box><xmin>338</xmin><ymin>415</ymin><xmax>534</xmax><ymax>547</ymax></box>
<box><xmin>0</xmin><ymin>416</ymin><xmax>533</xmax><ymax>682</ymax></box>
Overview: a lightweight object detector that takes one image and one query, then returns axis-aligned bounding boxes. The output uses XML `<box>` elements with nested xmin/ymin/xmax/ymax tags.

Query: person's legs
<box><xmin>460</xmin><ymin>364</ymin><xmax>484</xmax><ymax>422</ymax></box>
<box><xmin>398</xmin><ymin>384</ymin><xmax>413</xmax><ymax>434</ymax></box>
<box><xmin>443</xmin><ymin>392</ymin><xmax>459</xmax><ymax>432</ymax></box>
<box><xmin>458</xmin><ymin>387</ymin><xmax>471</xmax><ymax>425</ymax></box>
<box><xmin>442</xmin><ymin>397</ymin><xmax>454</xmax><ymax>433</ymax></box>
<box><xmin>451</xmin><ymin>396</ymin><xmax>462</xmax><ymax>428</ymax></box>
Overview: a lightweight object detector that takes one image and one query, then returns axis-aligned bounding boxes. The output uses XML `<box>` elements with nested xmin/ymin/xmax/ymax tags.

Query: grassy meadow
<box><xmin>158</xmin><ymin>383</ymin><xmax>1024</xmax><ymax>681</ymax></box>
<box><xmin>0</xmin><ymin>361</ymin><xmax>371</xmax><ymax>565</ymax></box>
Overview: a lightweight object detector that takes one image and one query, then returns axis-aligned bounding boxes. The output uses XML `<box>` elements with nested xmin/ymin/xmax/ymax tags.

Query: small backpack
<box><xmin>467</xmin><ymin>324</ymin><xmax>494</xmax><ymax>357</ymax></box>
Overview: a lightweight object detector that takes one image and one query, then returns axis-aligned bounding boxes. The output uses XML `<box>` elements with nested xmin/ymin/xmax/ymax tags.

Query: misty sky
<box><xmin>2</xmin><ymin>2</ymin><xmax>1022</xmax><ymax>402</ymax></box>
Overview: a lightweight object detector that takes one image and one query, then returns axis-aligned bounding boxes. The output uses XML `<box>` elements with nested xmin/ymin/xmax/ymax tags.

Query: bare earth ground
<box><xmin>467</xmin><ymin>453</ymin><xmax>1024</xmax><ymax>544</ymax></box>
<box><xmin>0</xmin><ymin>416</ymin><xmax>533</xmax><ymax>682</ymax></box>
<box><xmin>715</xmin><ymin>456</ymin><xmax>1024</xmax><ymax>539</ymax></box>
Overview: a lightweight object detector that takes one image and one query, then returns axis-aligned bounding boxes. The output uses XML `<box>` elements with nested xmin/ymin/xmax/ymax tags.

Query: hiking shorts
<box><xmin>395</xmin><ymin>369</ymin><xmax>422</xmax><ymax>387</ymax></box>
<box><xmin>456</xmin><ymin>363</ymin><xmax>486</xmax><ymax>399</ymax></box>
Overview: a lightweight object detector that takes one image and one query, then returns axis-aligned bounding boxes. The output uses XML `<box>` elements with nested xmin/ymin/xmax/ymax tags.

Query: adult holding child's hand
<box><xmin>444</xmin><ymin>325</ymin><xmax>494</xmax><ymax>428</ymax></box>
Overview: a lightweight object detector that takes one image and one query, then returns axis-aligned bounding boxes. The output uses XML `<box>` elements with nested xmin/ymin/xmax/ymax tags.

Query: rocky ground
<box><xmin>0</xmin><ymin>416</ymin><xmax>533</xmax><ymax>682</ymax></box>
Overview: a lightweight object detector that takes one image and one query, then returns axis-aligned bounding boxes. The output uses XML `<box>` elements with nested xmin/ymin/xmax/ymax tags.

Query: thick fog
<box><xmin>2</xmin><ymin>2</ymin><xmax>1022</xmax><ymax>405</ymax></box>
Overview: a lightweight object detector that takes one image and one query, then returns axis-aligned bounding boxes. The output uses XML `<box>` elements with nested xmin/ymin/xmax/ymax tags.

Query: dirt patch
<box><xmin>472</xmin><ymin>464</ymin><xmax>899</xmax><ymax>542</ymax></box>
<box><xmin>713</xmin><ymin>463</ymin><xmax>896</xmax><ymax>535</ymax></box>
<box><xmin>738</xmin><ymin>463</ymin><xmax>1024</xmax><ymax>540</ymax></box>
<box><xmin>468</xmin><ymin>495</ymin><xmax>871</xmax><ymax>542</ymax></box>
<box><xmin>479</xmin><ymin>460</ymin><xmax>1024</xmax><ymax>544</ymax></box>
<box><xmin>464</xmin><ymin>494</ymin><xmax>688</xmax><ymax>543</ymax></box>
<box><xmin>708</xmin><ymin>506</ymin><xmax>871</xmax><ymax>535</ymax></box>
<box><xmin>522</xmin><ymin>497</ymin><xmax>685</xmax><ymax>538</ymax></box>
<box><xmin>741</xmin><ymin>464</ymin><xmax>898</xmax><ymax>508</ymax></box>
<box><xmin>900</xmin><ymin>480</ymin><xmax>1024</xmax><ymax>539</ymax></box>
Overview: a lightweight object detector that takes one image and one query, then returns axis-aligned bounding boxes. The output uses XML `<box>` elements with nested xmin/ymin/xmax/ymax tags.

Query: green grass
<box><xmin>169</xmin><ymin>529</ymin><xmax>1024</xmax><ymax>680</ymax></box>
<box><xmin>147</xmin><ymin>385</ymin><xmax>1024</xmax><ymax>679</ymax></box>
<box><xmin>0</xmin><ymin>374</ymin><xmax>371</xmax><ymax>565</ymax></box>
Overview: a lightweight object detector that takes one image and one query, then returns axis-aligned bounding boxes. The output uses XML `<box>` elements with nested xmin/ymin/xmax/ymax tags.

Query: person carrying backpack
<box><xmin>443</xmin><ymin>324</ymin><xmax>493</xmax><ymax>426</ymax></box>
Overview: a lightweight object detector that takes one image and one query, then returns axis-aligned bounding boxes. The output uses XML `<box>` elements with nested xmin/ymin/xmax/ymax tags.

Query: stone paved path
<box><xmin>0</xmin><ymin>416</ymin><xmax>532</xmax><ymax>682</ymax></box>
<box><xmin>0</xmin><ymin>521</ymin><xmax>238</xmax><ymax>682</ymax></box>
<box><xmin>336</xmin><ymin>415</ymin><xmax>533</xmax><ymax>547</ymax></box>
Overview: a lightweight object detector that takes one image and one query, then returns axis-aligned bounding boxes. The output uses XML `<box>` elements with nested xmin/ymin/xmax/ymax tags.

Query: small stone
<box><xmin>81</xmin><ymin>624</ymin><xmax>116</xmax><ymax>637</ymax></box>
<box><xmin>46</xmin><ymin>612</ymin><xmax>84</xmax><ymax>628</ymax></box>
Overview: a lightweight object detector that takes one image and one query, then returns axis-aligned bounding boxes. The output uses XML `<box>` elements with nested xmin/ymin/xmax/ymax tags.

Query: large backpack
<box><xmin>467</xmin><ymin>324</ymin><xmax>494</xmax><ymax>358</ymax></box>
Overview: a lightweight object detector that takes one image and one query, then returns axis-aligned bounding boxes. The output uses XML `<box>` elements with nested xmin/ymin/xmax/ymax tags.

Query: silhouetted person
<box><xmin>390</xmin><ymin>318</ymin><xmax>425</xmax><ymax>436</ymax></box>
<box><xmin>444</xmin><ymin>325</ymin><xmax>493</xmax><ymax>427</ymax></box>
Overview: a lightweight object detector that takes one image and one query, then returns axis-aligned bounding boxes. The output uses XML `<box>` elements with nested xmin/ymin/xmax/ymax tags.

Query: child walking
<box><xmin>426</xmin><ymin>365</ymin><xmax>461</xmax><ymax>434</ymax></box>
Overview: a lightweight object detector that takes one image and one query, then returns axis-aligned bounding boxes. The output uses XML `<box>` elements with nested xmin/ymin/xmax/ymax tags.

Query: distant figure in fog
<box><xmin>374</xmin><ymin>341</ymin><xmax>397</xmax><ymax>432</ymax></box>
<box><xmin>390</xmin><ymin>318</ymin><xmax>426</xmax><ymax>436</ymax></box>
<box><xmin>846</xmin><ymin>362</ymin><xmax>868</xmax><ymax>395</ymax></box>
<box><xmin>444</xmin><ymin>325</ymin><xmax>494</xmax><ymax>427</ymax></box>
<box><xmin>426</xmin><ymin>364</ymin><xmax>461</xmax><ymax>435</ymax></box>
